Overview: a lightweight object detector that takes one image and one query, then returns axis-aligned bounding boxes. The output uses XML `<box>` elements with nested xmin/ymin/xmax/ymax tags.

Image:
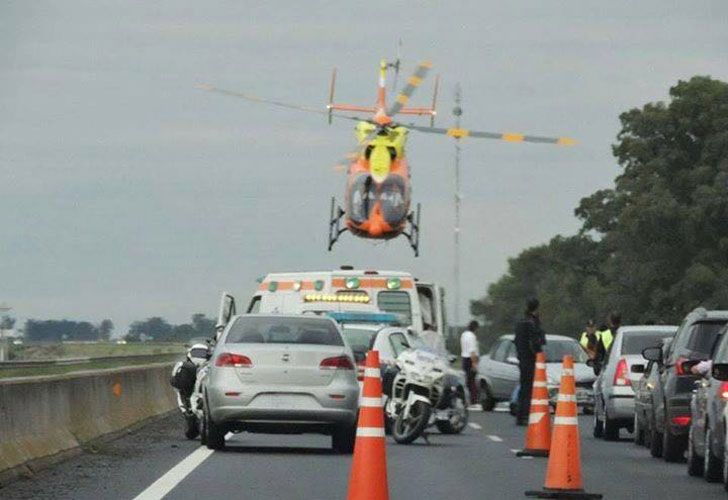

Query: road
<box><xmin>1</xmin><ymin>407</ymin><xmax>725</xmax><ymax>499</ymax></box>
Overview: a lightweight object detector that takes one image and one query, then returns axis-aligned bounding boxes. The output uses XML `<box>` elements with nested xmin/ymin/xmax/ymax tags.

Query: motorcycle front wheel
<box><xmin>393</xmin><ymin>400</ymin><xmax>431</xmax><ymax>444</ymax></box>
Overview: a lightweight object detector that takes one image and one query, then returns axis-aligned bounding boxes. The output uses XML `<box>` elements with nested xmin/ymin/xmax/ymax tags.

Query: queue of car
<box><xmin>590</xmin><ymin>307</ymin><xmax>728</xmax><ymax>493</ymax></box>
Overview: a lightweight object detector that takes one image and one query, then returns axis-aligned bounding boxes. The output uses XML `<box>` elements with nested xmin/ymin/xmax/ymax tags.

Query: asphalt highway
<box><xmin>2</xmin><ymin>407</ymin><xmax>725</xmax><ymax>499</ymax></box>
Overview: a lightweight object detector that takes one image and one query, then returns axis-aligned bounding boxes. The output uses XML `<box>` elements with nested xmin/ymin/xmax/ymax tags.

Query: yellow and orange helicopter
<box><xmin>198</xmin><ymin>59</ymin><xmax>574</xmax><ymax>256</ymax></box>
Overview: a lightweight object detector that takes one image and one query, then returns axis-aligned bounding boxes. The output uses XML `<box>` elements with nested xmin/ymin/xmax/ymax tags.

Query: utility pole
<box><xmin>0</xmin><ymin>303</ymin><xmax>11</xmax><ymax>362</ymax></box>
<box><xmin>452</xmin><ymin>85</ymin><xmax>463</xmax><ymax>330</ymax></box>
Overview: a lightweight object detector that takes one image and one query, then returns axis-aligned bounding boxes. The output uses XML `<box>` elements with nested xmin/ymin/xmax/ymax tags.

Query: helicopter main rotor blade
<box><xmin>196</xmin><ymin>84</ymin><xmax>362</xmax><ymax>122</ymax></box>
<box><xmin>407</xmin><ymin>124</ymin><xmax>576</xmax><ymax>146</ymax></box>
<box><xmin>386</xmin><ymin>60</ymin><xmax>432</xmax><ymax>117</ymax></box>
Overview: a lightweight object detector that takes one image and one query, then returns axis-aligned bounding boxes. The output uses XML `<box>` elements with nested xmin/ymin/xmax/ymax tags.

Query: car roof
<box><xmin>496</xmin><ymin>334</ymin><xmax>575</xmax><ymax>342</ymax></box>
<box><xmin>232</xmin><ymin>313</ymin><xmax>337</xmax><ymax>323</ymax></box>
<box><xmin>687</xmin><ymin>308</ymin><xmax>728</xmax><ymax>321</ymax></box>
<box><xmin>617</xmin><ymin>325</ymin><xmax>678</xmax><ymax>334</ymax></box>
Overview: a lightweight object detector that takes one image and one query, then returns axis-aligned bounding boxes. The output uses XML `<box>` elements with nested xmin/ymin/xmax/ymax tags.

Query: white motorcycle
<box><xmin>384</xmin><ymin>349</ymin><xmax>468</xmax><ymax>444</ymax></box>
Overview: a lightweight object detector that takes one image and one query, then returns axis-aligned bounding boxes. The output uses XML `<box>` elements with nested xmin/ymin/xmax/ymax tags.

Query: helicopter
<box><xmin>197</xmin><ymin>59</ymin><xmax>575</xmax><ymax>257</ymax></box>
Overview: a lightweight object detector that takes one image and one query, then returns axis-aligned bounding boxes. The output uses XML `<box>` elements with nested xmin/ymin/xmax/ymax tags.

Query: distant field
<box><xmin>9</xmin><ymin>342</ymin><xmax>187</xmax><ymax>361</ymax></box>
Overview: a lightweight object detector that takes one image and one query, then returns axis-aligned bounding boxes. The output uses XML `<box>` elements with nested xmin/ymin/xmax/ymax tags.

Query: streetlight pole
<box><xmin>0</xmin><ymin>303</ymin><xmax>12</xmax><ymax>362</ymax></box>
<box><xmin>452</xmin><ymin>85</ymin><xmax>463</xmax><ymax>330</ymax></box>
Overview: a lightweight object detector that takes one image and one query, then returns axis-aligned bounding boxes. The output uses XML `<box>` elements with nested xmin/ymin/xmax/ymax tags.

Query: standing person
<box><xmin>460</xmin><ymin>320</ymin><xmax>480</xmax><ymax>406</ymax></box>
<box><xmin>514</xmin><ymin>298</ymin><xmax>546</xmax><ymax>426</ymax></box>
<box><xmin>579</xmin><ymin>320</ymin><xmax>599</xmax><ymax>360</ymax></box>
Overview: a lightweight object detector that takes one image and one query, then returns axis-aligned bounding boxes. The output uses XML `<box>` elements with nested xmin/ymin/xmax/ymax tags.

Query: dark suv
<box><xmin>643</xmin><ymin>308</ymin><xmax>728</xmax><ymax>461</ymax></box>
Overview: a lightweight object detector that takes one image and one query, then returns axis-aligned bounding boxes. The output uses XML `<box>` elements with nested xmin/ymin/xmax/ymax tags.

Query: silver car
<box><xmin>477</xmin><ymin>334</ymin><xmax>595</xmax><ymax>412</ymax></box>
<box><xmin>201</xmin><ymin>314</ymin><xmax>359</xmax><ymax>453</ymax></box>
<box><xmin>593</xmin><ymin>325</ymin><xmax>678</xmax><ymax>441</ymax></box>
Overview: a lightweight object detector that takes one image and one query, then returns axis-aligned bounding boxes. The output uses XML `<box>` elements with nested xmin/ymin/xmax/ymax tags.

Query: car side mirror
<box><xmin>630</xmin><ymin>363</ymin><xmax>645</xmax><ymax>374</ymax></box>
<box><xmin>681</xmin><ymin>359</ymin><xmax>701</xmax><ymax>375</ymax></box>
<box><xmin>506</xmin><ymin>356</ymin><xmax>519</xmax><ymax>366</ymax></box>
<box><xmin>642</xmin><ymin>346</ymin><xmax>662</xmax><ymax>363</ymax></box>
<box><xmin>712</xmin><ymin>363</ymin><xmax>728</xmax><ymax>381</ymax></box>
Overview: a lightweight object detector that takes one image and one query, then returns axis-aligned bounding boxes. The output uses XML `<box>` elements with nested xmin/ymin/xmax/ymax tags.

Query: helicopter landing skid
<box><xmin>403</xmin><ymin>203</ymin><xmax>422</xmax><ymax>257</ymax></box>
<box><xmin>328</xmin><ymin>197</ymin><xmax>347</xmax><ymax>251</ymax></box>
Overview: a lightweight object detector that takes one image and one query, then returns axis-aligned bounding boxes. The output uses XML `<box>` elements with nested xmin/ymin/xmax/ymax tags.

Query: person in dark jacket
<box><xmin>514</xmin><ymin>298</ymin><xmax>546</xmax><ymax>425</ymax></box>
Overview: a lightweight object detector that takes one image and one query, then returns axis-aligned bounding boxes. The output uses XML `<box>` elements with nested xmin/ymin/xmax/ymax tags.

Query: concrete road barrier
<box><xmin>0</xmin><ymin>363</ymin><xmax>177</xmax><ymax>483</ymax></box>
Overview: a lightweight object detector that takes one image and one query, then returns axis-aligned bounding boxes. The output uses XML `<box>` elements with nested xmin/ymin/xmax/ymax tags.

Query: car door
<box><xmin>216</xmin><ymin>292</ymin><xmax>236</xmax><ymax>339</ymax></box>
<box><xmin>489</xmin><ymin>340</ymin><xmax>517</xmax><ymax>399</ymax></box>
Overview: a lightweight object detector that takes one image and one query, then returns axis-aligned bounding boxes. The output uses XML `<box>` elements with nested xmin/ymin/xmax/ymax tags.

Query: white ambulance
<box><xmin>215</xmin><ymin>267</ymin><xmax>447</xmax><ymax>337</ymax></box>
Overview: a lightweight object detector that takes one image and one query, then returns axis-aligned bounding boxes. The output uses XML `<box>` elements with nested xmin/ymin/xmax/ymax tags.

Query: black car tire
<box><xmin>634</xmin><ymin>413</ymin><xmax>645</xmax><ymax>446</ymax></box>
<box><xmin>480</xmin><ymin>381</ymin><xmax>496</xmax><ymax>412</ymax></box>
<box><xmin>650</xmin><ymin>426</ymin><xmax>664</xmax><ymax>458</ymax></box>
<box><xmin>593</xmin><ymin>412</ymin><xmax>604</xmax><ymax>439</ymax></box>
<box><xmin>704</xmin><ymin>427</ymin><xmax>723</xmax><ymax>482</ymax></box>
<box><xmin>604</xmin><ymin>415</ymin><xmax>620</xmax><ymax>441</ymax></box>
<box><xmin>332</xmin><ymin>425</ymin><xmax>356</xmax><ymax>454</ymax></box>
<box><xmin>687</xmin><ymin>424</ymin><xmax>704</xmax><ymax>476</ymax></box>
<box><xmin>722</xmin><ymin>428</ymin><xmax>728</xmax><ymax>492</ymax></box>
<box><xmin>662</xmin><ymin>425</ymin><xmax>684</xmax><ymax>463</ymax></box>
<box><xmin>204</xmin><ymin>399</ymin><xmax>226</xmax><ymax>450</ymax></box>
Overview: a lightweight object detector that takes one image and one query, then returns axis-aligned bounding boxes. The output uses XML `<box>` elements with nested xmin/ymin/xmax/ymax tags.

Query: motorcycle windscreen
<box><xmin>379</xmin><ymin>176</ymin><xmax>407</xmax><ymax>225</ymax></box>
<box><xmin>348</xmin><ymin>174</ymin><xmax>376</xmax><ymax>223</ymax></box>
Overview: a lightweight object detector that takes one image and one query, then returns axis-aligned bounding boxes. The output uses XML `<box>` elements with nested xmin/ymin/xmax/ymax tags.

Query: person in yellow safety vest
<box><xmin>579</xmin><ymin>320</ymin><xmax>599</xmax><ymax>360</ymax></box>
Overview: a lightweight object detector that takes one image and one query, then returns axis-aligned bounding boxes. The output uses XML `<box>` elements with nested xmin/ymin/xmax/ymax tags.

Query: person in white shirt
<box><xmin>460</xmin><ymin>320</ymin><xmax>480</xmax><ymax>405</ymax></box>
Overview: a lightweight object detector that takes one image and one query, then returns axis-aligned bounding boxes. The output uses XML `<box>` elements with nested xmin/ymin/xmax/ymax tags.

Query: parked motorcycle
<box><xmin>170</xmin><ymin>343</ymin><xmax>210</xmax><ymax>439</ymax></box>
<box><xmin>384</xmin><ymin>348</ymin><xmax>468</xmax><ymax>444</ymax></box>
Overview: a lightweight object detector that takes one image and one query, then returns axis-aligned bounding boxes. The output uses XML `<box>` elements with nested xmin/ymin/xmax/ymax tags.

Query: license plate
<box><xmin>252</xmin><ymin>394</ymin><xmax>316</xmax><ymax>409</ymax></box>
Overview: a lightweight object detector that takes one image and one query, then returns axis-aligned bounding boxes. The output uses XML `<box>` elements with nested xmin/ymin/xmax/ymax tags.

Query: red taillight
<box><xmin>671</xmin><ymin>416</ymin><xmax>691</xmax><ymax>426</ymax></box>
<box><xmin>215</xmin><ymin>353</ymin><xmax>252</xmax><ymax>368</ymax></box>
<box><xmin>719</xmin><ymin>382</ymin><xmax>728</xmax><ymax>401</ymax></box>
<box><xmin>613</xmin><ymin>358</ymin><xmax>631</xmax><ymax>386</ymax></box>
<box><xmin>675</xmin><ymin>356</ymin><xmax>688</xmax><ymax>376</ymax></box>
<box><xmin>320</xmin><ymin>355</ymin><xmax>355</xmax><ymax>370</ymax></box>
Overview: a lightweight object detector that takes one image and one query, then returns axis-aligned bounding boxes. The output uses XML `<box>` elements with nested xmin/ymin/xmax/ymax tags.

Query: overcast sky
<box><xmin>1</xmin><ymin>1</ymin><xmax>727</xmax><ymax>334</ymax></box>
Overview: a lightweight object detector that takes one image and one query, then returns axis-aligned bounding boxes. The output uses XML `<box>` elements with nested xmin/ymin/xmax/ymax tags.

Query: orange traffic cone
<box><xmin>525</xmin><ymin>355</ymin><xmax>602</xmax><ymax>499</ymax></box>
<box><xmin>347</xmin><ymin>350</ymin><xmax>389</xmax><ymax>500</ymax></box>
<box><xmin>517</xmin><ymin>351</ymin><xmax>551</xmax><ymax>457</ymax></box>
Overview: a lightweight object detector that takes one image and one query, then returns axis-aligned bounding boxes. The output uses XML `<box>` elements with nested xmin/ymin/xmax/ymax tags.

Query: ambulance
<box><xmin>215</xmin><ymin>267</ymin><xmax>447</xmax><ymax>337</ymax></box>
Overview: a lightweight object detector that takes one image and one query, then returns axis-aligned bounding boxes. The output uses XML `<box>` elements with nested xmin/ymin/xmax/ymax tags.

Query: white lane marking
<box><xmin>510</xmin><ymin>448</ymin><xmax>519</xmax><ymax>453</ymax></box>
<box><xmin>133</xmin><ymin>446</ymin><xmax>214</xmax><ymax>500</ymax></box>
<box><xmin>468</xmin><ymin>422</ymin><xmax>482</xmax><ymax>430</ymax></box>
<box><xmin>468</xmin><ymin>404</ymin><xmax>482</xmax><ymax>411</ymax></box>
<box><xmin>487</xmin><ymin>434</ymin><xmax>503</xmax><ymax>442</ymax></box>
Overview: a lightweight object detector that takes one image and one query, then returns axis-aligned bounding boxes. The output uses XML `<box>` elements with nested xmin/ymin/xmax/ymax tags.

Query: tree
<box><xmin>0</xmin><ymin>315</ymin><xmax>16</xmax><ymax>331</ymax></box>
<box><xmin>127</xmin><ymin>317</ymin><xmax>173</xmax><ymax>342</ymax></box>
<box><xmin>98</xmin><ymin>319</ymin><xmax>114</xmax><ymax>340</ymax></box>
<box><xmin>473</xmin><ymin>76</ymin><xmax>728</xmax><ymax>338</ymax></box>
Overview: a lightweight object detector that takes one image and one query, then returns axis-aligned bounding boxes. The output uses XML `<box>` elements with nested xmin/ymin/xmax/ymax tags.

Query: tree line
<box><xmin>470</xmin><ymin>76</ymin><xmax>728</xmax><ymax>347</ymax></box>
<box><xmin>2</xmin><ymin>314</ymin><xmax>215</xmax><ymax>342</ymax></box>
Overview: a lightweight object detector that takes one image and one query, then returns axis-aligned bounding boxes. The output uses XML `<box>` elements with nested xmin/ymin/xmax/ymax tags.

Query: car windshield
<box><xmin>685</xmin><ymin>321</ymin><xmax>727</xmax><ymax>356</ymax></box>
<box><xmin>226</xmin><ymin>316</ymin><xmax>343</xmax><ymax>346</ymax></box>
<box><xmin>341</xmin><ymin>326</ymin><xmax>378</xmax><ymax>353</ymax></box>
<box><xmin>544</xmin><ymin>340</ymin><xmax>587</xmax><ymax>363</ymax></box>
<box><xmin>621</xmin><ymin>332</ymin><xmax>672</xmax><ymax>355</ymax></box>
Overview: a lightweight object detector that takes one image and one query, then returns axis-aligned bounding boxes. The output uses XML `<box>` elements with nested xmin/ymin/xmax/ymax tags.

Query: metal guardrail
<box><xmin>0</xmin><ymin>353</ymin><xmax>182</xmax><ymax>370</ymax></box>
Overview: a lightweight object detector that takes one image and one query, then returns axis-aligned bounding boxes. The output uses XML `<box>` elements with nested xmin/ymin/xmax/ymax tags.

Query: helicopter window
<box><xmin>348</xmin><ymin>174</ymin><xmax>376</xmax><ymax>223</ymax></box>
<box><xmin>379</xmin><ymin>176</ymin><xmax>407</xmax><ymax>225</ymax></box>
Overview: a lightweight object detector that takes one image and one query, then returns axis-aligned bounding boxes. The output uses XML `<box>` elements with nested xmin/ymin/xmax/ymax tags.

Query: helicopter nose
<box><xmin>366</xmin><ymin>203</ymin><xmax>388</xmax><ymax>237</ymax></box>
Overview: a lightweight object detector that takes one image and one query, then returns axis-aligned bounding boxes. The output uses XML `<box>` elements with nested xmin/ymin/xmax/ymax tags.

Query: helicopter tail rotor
<box><xmin>430</xmin><ymin>75</ymin><xmax>440</xmax><ymax>127</ymax></box>
<box><xmin>327</xmin><ymin>68</ymin><xmax>337</xmax><ymax>125</ymax></box>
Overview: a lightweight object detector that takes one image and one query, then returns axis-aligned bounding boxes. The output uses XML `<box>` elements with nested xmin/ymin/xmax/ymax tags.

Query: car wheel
<box><xmin>634</xmin><ymin>413</ymin><xmax>644</xmax><ymax>446</ymax></box>
<box><xmin>662</xmin><ymin>424</ymin><xmax>684</xmax><ymax>462</ymax></box>
<box><xmin>593</xmin><ymin>412</ymin><xmax>604</xmax><ymax>439</ymax></box>
<box><xmin>332</xmin><ymin>425</ymin><xmax>356</xmax><ymax>454</ymax></box>
<box><xmin>604</xmin><ymin>415</ymin><xmax>620</xmax><ymax>441</ymax></box>
<box><xmin>480</xmin><ymin>382</ymin><xmax>496</xmax><ymax>412</ymax></box>
<box><xmin>687</xmin><ymin>423</ymin><xmax>704</xmax><ymax>476</ymax></box>
<box><xmin>204</xmin><ymin>399</ymin><xmax>225</xmax><ymax>450</ymax></box>
<box><xmin>704</xmin><ymin>427</ymin><xmax>723</xmax><ymax>482</ymax></box>
<box><xmin>722</xmin><ymin>426</ymin><xmax>728</xmax><ymax>492</ymax></box>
